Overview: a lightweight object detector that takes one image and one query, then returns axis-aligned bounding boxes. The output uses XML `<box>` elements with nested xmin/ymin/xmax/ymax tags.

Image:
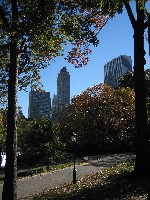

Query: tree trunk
<box><xmin>2</xmin><ymin>1</ymin><xmax>18</xmax><ymax>199</ymax></box>
<box><xmin>133</xmin><ymin>8</ymin><xmax>149</xmax><ymax>177</ymax></box>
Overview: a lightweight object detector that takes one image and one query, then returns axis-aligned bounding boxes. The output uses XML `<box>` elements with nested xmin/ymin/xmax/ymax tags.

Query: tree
<box><xmin>118</xmin><ymin>69</ymin><xmax>150</xmax><ymax>98</ymax></box>
<box><xmin>0</xmin><ymin>2</ymin><xmax>108</xmax><ymax>198</ymax></box>
<box><xmin>118</xmin><ymin>71</ymin><xmax>134</xmax><ymax>89</ymax></box>
<box><xmin>118</xmin><ymin>69</ymin><xmax>150</xmax><ymax>123</ymax></box>
<box><xmin>60</xmin><ymin>84</ymin><xmax>135</xmax><ymax>155</ymax></box>
<box><xmin>17</xmin><ymin>117</ymin><xmax>65</xmax><ymax>166</ymax></box>
<box><xmin>101</xmin><ymin>0</ymin><xmax>150</xmax><ymax>178</ymax></box>
<box><xmin>69</xmin><ymin>0</ymin><xmax>150</xmax><ymax>177</ymax></box>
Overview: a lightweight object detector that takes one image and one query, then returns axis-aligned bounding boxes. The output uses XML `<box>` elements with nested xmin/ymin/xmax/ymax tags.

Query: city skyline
<box><xmin>18</xmin><ymin>2</ymin><xmax>150</xmax><ymax>118</ymax></box>
<box><xmin>28</xmin><ymin>56</ymin><xmax>132</xmax><ymax>120</ymax></box>
<box><xmin>27</xmin><ymin>67</ymin><xmax>70</xmax><ymax>120</ymax></box>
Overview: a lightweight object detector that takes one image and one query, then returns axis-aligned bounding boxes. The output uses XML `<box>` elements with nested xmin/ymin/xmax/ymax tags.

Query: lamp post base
<box><xmin>73</xmin><ymin>168</ymin><xmax>77</xmax><ymax>184</ymax></box>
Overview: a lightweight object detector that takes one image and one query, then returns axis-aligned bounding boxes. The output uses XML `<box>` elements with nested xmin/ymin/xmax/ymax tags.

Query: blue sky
<box><xmin>18</xmin><ymin>2</ymin><xmax>150</xmax><ymax>118</ymax></box>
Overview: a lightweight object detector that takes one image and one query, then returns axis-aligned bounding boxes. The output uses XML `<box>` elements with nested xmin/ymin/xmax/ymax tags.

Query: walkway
<box><xmin>0</xmin><ymin>153</ymin><xmax>134</xmax><ymax>200</ymax></box>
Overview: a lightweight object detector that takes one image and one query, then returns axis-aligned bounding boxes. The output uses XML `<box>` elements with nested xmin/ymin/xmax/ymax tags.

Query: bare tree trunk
<box><xmin>2</xmin><ymin>1</ymin><xmax>18</xmax><ymax>199</ymax></box>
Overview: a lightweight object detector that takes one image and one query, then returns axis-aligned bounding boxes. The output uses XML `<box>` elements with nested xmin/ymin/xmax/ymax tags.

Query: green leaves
<box><xmin>0</xmin><ymin>0</ymin><xmax>109</xmax><ymax>100</ymax></box>
<box><xmin>17</xmin><ymin>117</ymin><xmax>65</xmax><ymax>165</ymax></box>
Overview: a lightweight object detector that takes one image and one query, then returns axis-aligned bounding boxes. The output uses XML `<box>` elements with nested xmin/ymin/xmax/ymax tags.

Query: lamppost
<box><xmin>71</xmin><ymin>132</ymin><xmax>76</xmax><ymax>184</ymax></box>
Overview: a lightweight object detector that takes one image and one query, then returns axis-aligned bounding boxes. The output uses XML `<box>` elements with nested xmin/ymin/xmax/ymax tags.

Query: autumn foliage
<box><xmin>60</xmin><ymin>84</ymin><xmax>135</xmax><ymax>155</ymax></box>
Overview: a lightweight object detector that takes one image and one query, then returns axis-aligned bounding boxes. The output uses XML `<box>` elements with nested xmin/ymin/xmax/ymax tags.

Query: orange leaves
<box><xmin>66</xmin><ymin>39</ymin><xmax>92</xmax><ymax>67</ymax></box>
<box><xmin>61</xmin><ymin>83</ymin><xmax>135</xmax><ymax>154</ymax></box>
<box><xmin>60</xmin><ymin>2</ymin><xmax>108</xmax><ymax>67</ymax></box>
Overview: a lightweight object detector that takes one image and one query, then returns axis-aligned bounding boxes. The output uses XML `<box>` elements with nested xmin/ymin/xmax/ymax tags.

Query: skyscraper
<box><xmin>57</xmin><ymin>67</ymin><xmax>70</xmax><ymax>109</ymax></box>
<box><xmin>28</xmin><ymin>90</ymin><xmax>51</xmax><ymax>119</ymax></box>
<box><xmin>104</xmin><ymin>55</ymin><xmax>132</xmax><ymax>88</ymax></box>
<box><xmin>18</xmin><ymin>106</ymin><xmax>25</xmax><ymax>119</ymax></box>
<box><xmin>51</xmin><ymin>94</ymin><xmax>58</xmax><ymax>121</ymax></box>
<box><xmin>52</xmin><ymin>94</ymin><xmax>57</xmax><ymax>109</ymax></box>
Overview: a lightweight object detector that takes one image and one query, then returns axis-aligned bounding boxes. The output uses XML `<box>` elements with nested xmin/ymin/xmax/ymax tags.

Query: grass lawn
<box><xmin>25</xmin><ymin>159</ymin><xmax>149</xmax><ymax>200</ymax></box>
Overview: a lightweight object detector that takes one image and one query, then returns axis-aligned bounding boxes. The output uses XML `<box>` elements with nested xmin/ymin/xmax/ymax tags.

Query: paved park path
<box><xmin>0</xmin><ymin>153</ymin><xmax>134</xmax><ymax>200</ymax></box>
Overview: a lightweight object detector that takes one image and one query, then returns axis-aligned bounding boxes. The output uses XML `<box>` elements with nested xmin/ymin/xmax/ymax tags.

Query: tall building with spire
<box><xmin>57</xmin><ymin>67</ymin><xmax>70</xmax><ymax>109</ymax></box>
<box><xmin>104</xmin><ymin>55</ymin><xmax>132</xmax><ymax>88</ymax></box>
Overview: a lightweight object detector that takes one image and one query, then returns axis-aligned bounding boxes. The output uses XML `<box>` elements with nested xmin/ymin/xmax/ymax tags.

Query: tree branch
<box><xmin>124</xmin><ymin>1</ymin><xmax>136</xmax><ymax>29</ymax></box>
<box><xmin>144</xmin><ymin>19</ymin><xmax>148</xmax><ymax>30</ymax></box>
<box><xmin>144</xmin><ymin>13</ymin><xmax>150</xmax><ymax>30</ymax></box>
<box><xmin>19</xmin><ymin>40</ymin><xmax>26</xmax><ymax>53</ymax></box>
<box><xmin>0</xmin><ymin>5</ymin><xmax>10</xmax><ymax>32</ymax></box>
